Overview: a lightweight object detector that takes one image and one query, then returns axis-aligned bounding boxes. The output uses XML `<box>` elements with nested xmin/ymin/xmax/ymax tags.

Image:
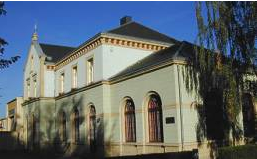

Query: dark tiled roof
<box><xmin>106</xmin><ymin>22</ymin><xmax>178</xmax><ymax>44</ymax></box>
<box><xmin>39</xmin><ymin>43</ymin><xmax>75</xmax><ymax>63</ymax></box>
<box><xmin>109</xmin><ymin>41</ymin><xmax>195</xmax><ymax>81</ymax></box>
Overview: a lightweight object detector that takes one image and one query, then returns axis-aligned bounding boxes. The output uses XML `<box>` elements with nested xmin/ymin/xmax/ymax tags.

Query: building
<box><xmin>0</xmin><ymin>118</ymin><xmax>7</xmax><ymax>131</ymax></box>
<box><xmin>4</xmin><ymin>16</ymin><xmax>257</xmax><ymax>158</ymax></box>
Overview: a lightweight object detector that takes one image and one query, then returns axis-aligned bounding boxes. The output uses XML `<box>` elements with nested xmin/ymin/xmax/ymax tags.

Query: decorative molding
<box><xmin>46</xmin><ymin>65</ymin><xmax>55</xmax><ymax>70</ymax></box>
<box><xmin>55</xmin><ymin>35</ymin><xmax>170</xmax><ymax>70</ymax></box>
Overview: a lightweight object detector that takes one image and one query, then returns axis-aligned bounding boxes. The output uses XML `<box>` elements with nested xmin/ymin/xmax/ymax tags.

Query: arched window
<box><xmin>148</xmin><ymin>94</ymin><xmax>163</xmax><ymax>142</ymax></box>
<box><xmin>242</xmin><ymin>93</ymin><xmax>255</xmax><ymax>137</ymax></box>
<box><xmin>124</xmin><ymin>99</ymin><xmax>136</xmax><ymax>142</ymax></box>
<box><xmin>59</xmin><ymin>112</ymin><xmax>66</xmax><ymax>141</ymax></box>
<box><xmin>74</xmin><ymin>108</ymin><xmax>80</xmax><ymax>143</ymax></box>
<box><xmin>26</xmin><ymin>116</ymin><xmax>29</xmax><ymax>147</ymax></box>
<box><xmin>32</xmin><ymin>114</ymin><xmax>37</xmax><ymax>146</ymax></box>
<box><xmin>89</xmin><ymin>105</ymin><xmax>96</xmax><ymax>152</ymax></box>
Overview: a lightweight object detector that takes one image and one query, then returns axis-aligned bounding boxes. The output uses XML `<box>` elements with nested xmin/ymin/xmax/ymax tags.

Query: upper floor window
<box><xmin>148</xmin><ymin>94</ymin><xmax>163</xmax><ymax>142</ymax></box>
<box><xmin>30</xmin><ymin>56</ymin><xmax>34</xmax><ymax>72</ymax></box>
<box><xmin>34</xmin><ymin>79</ymin><xmax>37</xmax><ymax>97</ymax></box>
<box><xmin>27</xmin><ymin>79</ymin><xmax>30</xmax><ymax>98</ymax></box>
<box><xmin>124</xmin><ymin>99</ymin><xmax>136</xmax><ymax>142</ymax></box>
<box><xmin>72</xmin><ymin>66</ymin><xmax>78</xmax><ymax>89</ymax></box>
<box><xmin>60</xmin><ymin>73</ymin><xmax>65</xmax><ymax>94</ymax></box>
<box><xmin>87</xmin><ymin>58</ymin><xmax>94</xmax><ymax>84</ymax></box>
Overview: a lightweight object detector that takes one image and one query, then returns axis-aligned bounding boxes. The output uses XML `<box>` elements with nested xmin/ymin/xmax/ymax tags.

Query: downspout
<box><xmin>174</xmin><ymin>42</ymin><xmax>185</xmax><ymax>151</ymax></box>
<box><xmin>177</xmin><ymin>64</ymin><xmax>184</xmax><ymax>151</ymax></box>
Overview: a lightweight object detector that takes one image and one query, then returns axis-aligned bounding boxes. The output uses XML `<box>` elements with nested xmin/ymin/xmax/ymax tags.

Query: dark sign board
<box><xmin>166</xmin><ymin>117</ymin><xmax>175</xmax><ymax>124</ymax></box>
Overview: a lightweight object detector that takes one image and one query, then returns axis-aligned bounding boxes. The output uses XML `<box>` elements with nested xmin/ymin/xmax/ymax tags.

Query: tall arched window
<box><xmin>59</xmin><ymin>112</ymin><xmax>66</xmax><ymax>141</ymax></box>
<box><xmin>89</xmin><ymin>105</ymin><xmax>96</xmax><ymax>152</ymax></box>
<box><xmin>148</xmin><ymin>94</ymin><xmax>163</xmax><ymax>142</ymax></box>
<box><xmin>32</xmin><ymin>114</ymin><xmax>37</xmax><ymax>146</ymax></box>
<box><xmin>124</xmin><ymin>99</ymin><xmax>136</xmax><ymax>142</ymax></box>
<box><xmin>26</xmin><ymin>116</ymin><xmax>29</xmax><ymax>147</ymax></box>
<box><xmin>74</xmin><ymin>108</ymin><xmax>80</xmax><ymax>143</ymax></box>
<box><xmin>242</xmin><ymin>93</ymin><xmax>255</xmax><ymax>137</ymax></box>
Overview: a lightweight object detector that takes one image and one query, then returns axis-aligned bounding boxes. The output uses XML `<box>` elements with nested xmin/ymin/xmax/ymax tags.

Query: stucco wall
<box><xmin>23</xmin><ymin>44</ymin><xmax>42</xmax><ymax>99</ymax></box>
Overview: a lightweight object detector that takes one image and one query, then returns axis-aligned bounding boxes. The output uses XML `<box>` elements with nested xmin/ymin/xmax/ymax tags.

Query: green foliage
<box><xmin>184</xmin><ymin>2</ymin><xmax>257</xmax><ymax>145</ymax></box>
<box><xmin>0</xmin><ymin>1</ymin><xmax>20</xmax><ymax>69</ymax></box>
<box><xmin>217</xmin><ymin>144</ymin><xmax>257</xmax><ymax>159</ymax></box>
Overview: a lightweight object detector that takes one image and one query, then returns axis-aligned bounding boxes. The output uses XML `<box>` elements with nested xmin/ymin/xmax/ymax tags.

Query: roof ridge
<box><xmin>39</xmin><ymin>43</ymin><xmax>76</xmax><ymax>49</ymax></box>
<box><xmin>105</xmin><ymin>21</ymin><xmax>135</xmax><ymax>33</ymax></box>
<box><xmin>131</xmin><ymin>22</ymin><xmax>177</xmax><ymax>42</ymax></box>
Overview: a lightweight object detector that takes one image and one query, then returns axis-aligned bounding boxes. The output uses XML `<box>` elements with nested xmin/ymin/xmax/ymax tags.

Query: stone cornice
<box><xmin>46</xmin><ymin>65</ymin><xmax>55</xmax><ymax>70</ymax></box>
<box><xmin>22</xmin><ymin>97</ymin><xmax>55</xmax><ymax>106</ymax></box>
<box><xmin>55</xmin><ymin>34</ymin><xmax>170</xmax><ymax>70</ymax></box>
<box><xmin>109</xmin><ymin>60</ymin><xmax>187</xmax><ymax>84</ymax></box>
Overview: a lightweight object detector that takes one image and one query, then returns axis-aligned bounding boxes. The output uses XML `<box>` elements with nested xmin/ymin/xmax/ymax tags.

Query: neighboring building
<box><xmin>0</xmin><ymin>118</ymin><xmax>7</xmax><ymax>131</ymax></box>
<box><xmin>6</xmin><ymin>97</ymin><xmax>24</xmax><ymax>132</ymax></box>
<box><xmin>3</xmin><ymin>16</ymin><xmax>256</xmax><ymax>158</ymax></box>
<box><xmin>6</xmin><ymin>97</ymin><xmax>24</xmax><ymax>145</ymax></box>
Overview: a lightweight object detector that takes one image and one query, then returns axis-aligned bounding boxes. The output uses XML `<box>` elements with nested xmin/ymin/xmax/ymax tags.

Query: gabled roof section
<box><xmin>106</xmin><ymin>21</ymin><xmax>178</xmax><ymax>45</ymax></box>
<box><xmin>109</xmin><ymin>41</ymin><xmax>195</xmax><ymax>81</ymax></box>
<box><xmin>39</xmin><ymin>43</ymin><xmax>75</xmax><ymax>63</ymax></box>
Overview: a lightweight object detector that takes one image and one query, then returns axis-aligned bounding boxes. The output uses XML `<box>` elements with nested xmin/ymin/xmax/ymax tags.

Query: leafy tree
<box><xmin>185</xmin><ymin>2</ymin><xmax>257</xmax><ymax>145</ymax></box>
<box><xmin>0</xmin><ymin>2</ymin><xmax>20</xmax><ymax>69</ymax></box>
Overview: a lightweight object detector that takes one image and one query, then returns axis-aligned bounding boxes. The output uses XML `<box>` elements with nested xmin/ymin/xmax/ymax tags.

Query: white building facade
<box><xmin>20</xmin><ymin>17</ymin><xmax>256</xmax><ymax>158</ymax></box>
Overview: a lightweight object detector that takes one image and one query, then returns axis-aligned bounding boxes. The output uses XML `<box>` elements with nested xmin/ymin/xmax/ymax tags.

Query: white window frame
<box><xmin>87</xmin><ymin>58</ymin><xmax>94</xmax><ymax>84</ymax></box>
<box><xmin>60</xmin><ymin>72</ymin><xmax>65</xmax><ymax>94</ymax></box>
<box><xmin>72</xmin><ymin>65</ymin><xmax>78</xmax><ymax>89</ymax></box>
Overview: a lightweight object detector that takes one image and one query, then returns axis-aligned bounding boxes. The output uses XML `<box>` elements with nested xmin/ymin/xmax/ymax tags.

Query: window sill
<box><xmin>145</xmin><ymin>142</ymin><xmax>165</xmax><ymax>146</ymax></box>
<box><xmin>71</xmin><ymin>88</ymin><xmax>78</xmax><ymax>91</ymax></box>
<box><xmin>58</xmin><ymin>92</ymin><xmax>65</xmax><ymax>96</ymax></box>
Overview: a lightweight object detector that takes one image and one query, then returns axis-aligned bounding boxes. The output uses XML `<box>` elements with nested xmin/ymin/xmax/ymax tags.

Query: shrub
<box><xmin>218</xmin><ymin>144</ymin><xmax>257</xmax><ymax>159</ymax></box>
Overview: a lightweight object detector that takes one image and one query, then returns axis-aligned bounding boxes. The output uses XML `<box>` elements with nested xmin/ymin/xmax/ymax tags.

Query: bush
<box><xmin>218</xmin><ymin>144</ymin><xmax>257</xmax><ymax>159</ymax></box>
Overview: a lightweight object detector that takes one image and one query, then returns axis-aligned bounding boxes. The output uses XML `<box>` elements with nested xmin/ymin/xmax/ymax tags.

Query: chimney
<box><xmin>120</xmin><ymin>16</ymin><xmax>132</xmax><ymax>25</ymax></box>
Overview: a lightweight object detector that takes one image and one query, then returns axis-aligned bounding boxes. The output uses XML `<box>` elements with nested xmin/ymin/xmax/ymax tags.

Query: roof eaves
<box><xmin>55</xmin><ymin>33</ymin><xmax>103</xmax><ymax>65</ymax></box>
<box><xmin>103</xmin><ymin>32</ymin><xmax>176</xmax><ymax>46</ymax></box>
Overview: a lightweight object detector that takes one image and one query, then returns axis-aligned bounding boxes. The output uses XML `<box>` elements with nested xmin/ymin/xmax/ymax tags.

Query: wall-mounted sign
<box><xmin>166</xmin><ymin>117</ymin><xmax>175</xmax><ymax>124</ymax></box>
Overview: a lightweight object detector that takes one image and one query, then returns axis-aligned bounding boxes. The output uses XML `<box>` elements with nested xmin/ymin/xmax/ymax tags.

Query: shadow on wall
<box><xmin>20</xmin><ymin>94</ymin><xmax>116</xmax><ymax>158</ymax></box>
<box><xmin>180</xmin><ymin>44</ymin><xmax>256</xmax><ymax>159</ymax></box>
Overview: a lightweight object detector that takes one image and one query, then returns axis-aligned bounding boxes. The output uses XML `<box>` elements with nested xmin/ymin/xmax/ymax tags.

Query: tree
<box><xmin>0</xmin><ymin>2</ymin><xmax>20</xmax><ymax>69</ymax></box>
<box><xmin>185</xmin><ymin>2</ymin><xmax>257</xmax><ymax>145</ymax></box>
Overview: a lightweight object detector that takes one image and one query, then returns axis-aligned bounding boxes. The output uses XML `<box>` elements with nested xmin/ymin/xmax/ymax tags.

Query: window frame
<box><xmin>147</xmin><ymin>94</ymin><xmax>163</xmax><ymax>143</ymax></box>
<box><xmin>59</xmin><ymin>72</ymin><xmax>65</xmax><ymax>94</ymax></box>
<box><xmin>72</xmin><ymin>65</ymin><xmax>78</xmax><ymax>89</ymax></box>
<box><xmin>86</xmin><ymin>57</ymin><xmax>94</xmax><ymax>85</ymax></box>
<box><xmin>124</xmin><ymin>99</ymin><xmax>136</xmax><ymax>143</ymax></box>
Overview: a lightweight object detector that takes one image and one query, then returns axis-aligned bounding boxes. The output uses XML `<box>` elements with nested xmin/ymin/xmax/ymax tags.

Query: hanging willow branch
<box><xmin>185</xmin><ymin>2</ymin><xmax>257</xmax><ymax>144</ymax></box>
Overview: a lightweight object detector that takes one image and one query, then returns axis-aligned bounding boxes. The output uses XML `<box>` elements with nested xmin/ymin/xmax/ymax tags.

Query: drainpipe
<box><xmin>177</xmin><ymin>65</ymin><xmax>184</xmax><ymax>151</ymax></box>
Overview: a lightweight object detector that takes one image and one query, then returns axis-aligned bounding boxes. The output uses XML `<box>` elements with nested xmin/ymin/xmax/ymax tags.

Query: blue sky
<box><xmin>0</xmin><ymin>1</ymin><xmax>197</xmax><ymax>118</ymax></box>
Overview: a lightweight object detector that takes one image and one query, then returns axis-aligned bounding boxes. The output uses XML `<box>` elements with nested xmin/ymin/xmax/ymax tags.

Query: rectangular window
<box><xmin>87</xmin><ymin>58</ymin><xmax>94</xmax><ymax>84</ymax></box>
<box><xmin>60</xmin><ymin>73</ymin><xmax>65</xmax><ymax>94</ymax></box>
<box><xmin>72</xmin><ymin>66</ymin><xmax>78</xmax><ymax>89</ymax></box>
<box><xmin>27</xmin><ymin>80</ymin><xmax>30</xmax><ymax>98</ymax></box>
<box><xmin>31</xmin><ymin>56</ymin><xmax>34</xmax><ymax>72</ymax></box>
<box><xmin>34</xmin><ymin>80</ymin><xmax>37</xmax><ymax>97</ymax></box>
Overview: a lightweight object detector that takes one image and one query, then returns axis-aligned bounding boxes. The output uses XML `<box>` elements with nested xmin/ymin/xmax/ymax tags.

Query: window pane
<box><xmin>148</xmin><ymin>95</ymin><xmax>163</xmax><ymax>142</ymax></box>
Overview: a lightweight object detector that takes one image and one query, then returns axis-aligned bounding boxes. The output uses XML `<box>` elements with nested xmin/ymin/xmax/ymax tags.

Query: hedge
<box><xmin>218</xmin><ymin>144</ymin><xmax>257</xmax><ymax>159</ymax></box>
<box><xmin>106</xmin><ymin>151</ymin><xmax>196</xmax><ymax>159</ymax></box>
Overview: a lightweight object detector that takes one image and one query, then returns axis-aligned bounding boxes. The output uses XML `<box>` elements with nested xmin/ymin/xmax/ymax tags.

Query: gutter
<box><xmin>177</xmin><ymin>65</ymin><xmax>184</xmax><ymax>151</ymax></box>
<box><xmin>175</xmin><ymin>42</ymin><xmax>185</xmax><ymax>151</ymax></box>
